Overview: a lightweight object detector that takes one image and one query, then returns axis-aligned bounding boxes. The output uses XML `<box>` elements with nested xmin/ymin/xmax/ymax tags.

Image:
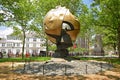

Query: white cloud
<box><xmin>0</xmin><ymin>27</ymin><xmax>13</xmax><ymax>38</ymax></box>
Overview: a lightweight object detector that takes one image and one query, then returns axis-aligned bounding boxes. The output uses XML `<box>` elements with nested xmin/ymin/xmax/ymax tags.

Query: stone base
<box><xmin>52</xmin><ymin>49</ymin><xmax>69</xmax><ymax>58</ymax></box>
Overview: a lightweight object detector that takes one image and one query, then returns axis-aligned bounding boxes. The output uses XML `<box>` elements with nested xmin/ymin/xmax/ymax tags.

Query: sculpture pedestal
<box><xmin>53</xmin><ymin>49</ymin><xmax>69</xmax><ymax>58</ymax></box>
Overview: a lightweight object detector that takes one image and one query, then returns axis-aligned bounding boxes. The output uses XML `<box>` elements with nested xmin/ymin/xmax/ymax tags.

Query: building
<box><xmin>0</xmin><ymin>33</ymin><xmax>46</xmax><ymax>57</ymax></box>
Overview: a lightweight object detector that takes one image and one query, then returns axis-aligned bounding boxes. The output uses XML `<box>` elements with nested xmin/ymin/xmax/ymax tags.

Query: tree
<box><xmin>1</xmin><ymin>0</ymin><xmax>38</xmax><ymax>58</ymax></box>
<box><xmin>91</xmin><ymin>0</ymin><xmax>120</xmax><ymax>58</ymax></box>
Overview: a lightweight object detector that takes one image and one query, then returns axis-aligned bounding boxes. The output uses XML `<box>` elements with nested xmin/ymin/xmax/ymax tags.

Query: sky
<box><xmin>0</xmin><ymin>0</ymin><xmax>93</xmax><ymax>38</ymax></box>
<box><xmin>83</xmin><ymin>0</ymin><xmax>93</xmax><ymax>8</ymax></box>
<box><xmin>0</xmin><ymin>26</ymin><xmax>13</xmax><ymax>38</ymax></box>
<box><xmin>0</xmin><ymin>25</ymin><xmax>8</xmax><ymax>30</ymax></box>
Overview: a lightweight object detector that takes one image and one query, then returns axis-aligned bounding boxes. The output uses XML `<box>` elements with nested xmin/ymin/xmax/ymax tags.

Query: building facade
<box><xmin>0</xmin><ymin>34</ymin><xmax>46</xmax><ymax>57</ymax></box>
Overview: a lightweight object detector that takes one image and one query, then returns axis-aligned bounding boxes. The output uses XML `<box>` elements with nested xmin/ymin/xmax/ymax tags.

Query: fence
<box><xmin>11</xmin><ymin>60</ymin><xmax>113</xmax><ymax>76</ymax></box>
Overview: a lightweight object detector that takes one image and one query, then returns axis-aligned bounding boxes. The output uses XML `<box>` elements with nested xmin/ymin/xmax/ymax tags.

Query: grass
<box><xmin>0</xmin><ymin>56</ymin><xmax>120</xmax><ymax>65</ymax></box>
<box><xmin>84</xmin><ymin>57</ymin><xmax>120</xmax><ymax>64</ymax></box>
<box><xmin>66</xmin><ymin>56</ymin><xmax>120</xmax><ymax>65</ymax></box>
<box><xmin>0</xmin><ymin>57</ymin><xmax>51</xmax><ymax>62</ymax></box>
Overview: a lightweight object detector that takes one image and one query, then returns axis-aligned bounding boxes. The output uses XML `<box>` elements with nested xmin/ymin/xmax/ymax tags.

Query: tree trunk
<box><xmin>22</xmin><ymin>30</ymin><xmax>26</xmax><ymax>59</ymax></box>
<box><xmin>118</xmin><ymin>25</ymin><xmax>120</xmax><ymax>58</ymax></box>
<box><xmin>113</xmin><ymin>43</ymin><xmax>117</xmax><ymax>55</ymax></box>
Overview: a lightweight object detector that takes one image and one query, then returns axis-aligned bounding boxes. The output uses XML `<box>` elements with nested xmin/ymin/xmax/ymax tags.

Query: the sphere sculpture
<box><xmin>43</xmin><ymin>6</ymin><xmax>80</xmax><ymax>58</ymax></box>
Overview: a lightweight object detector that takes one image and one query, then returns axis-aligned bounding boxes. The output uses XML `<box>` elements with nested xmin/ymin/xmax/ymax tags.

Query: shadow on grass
<box><xmin>0</xmin><ymin>66</ymin><xmax>12</xmax><ymax>74</ymax></box>
<box><xmin>29</xmin><ymin>75</ymin><xmax>86</xmax><ymax>80</ymax></box>
<box><xmin>106</xmin><ymin>75</ymin><xmax>120</xmax><ymax>80</ymax></box>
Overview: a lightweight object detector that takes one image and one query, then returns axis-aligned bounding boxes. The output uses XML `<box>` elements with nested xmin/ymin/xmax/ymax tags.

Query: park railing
<box><xmin>10</xmin><ymin>60</ymin><xmax>113</xmax><ymax>76</ymax></box>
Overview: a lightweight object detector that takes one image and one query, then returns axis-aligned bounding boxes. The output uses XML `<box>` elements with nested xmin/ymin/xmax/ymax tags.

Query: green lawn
<box><xmin>0</xmin><ymin>57</ymin><xmax>51</xmax><ymax>62</ymax></box>
<box><xmin>0</xmin><ymin>56</ymin><xmax>119</xmax><ymax>65</ymax></box>
<box><xmin>66</xmin><ymin>56</ymin><xmax>120</xmax><ymax>65</ymax></box>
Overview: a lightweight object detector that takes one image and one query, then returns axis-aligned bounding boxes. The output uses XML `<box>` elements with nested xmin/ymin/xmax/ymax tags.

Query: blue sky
<box><xmin>82</xmin><ymin>0</ymin><xmax>93</xmax><ymax>8</ymax></box>
<box><xmin>83</xmin><ymin>0</ymin><xmax>93</xmax><ymax>4</ymax></box>
<box><xmin>0</xmin><ymin>26</ymin><xmax>8</xmax><ymax>30</ymax></box>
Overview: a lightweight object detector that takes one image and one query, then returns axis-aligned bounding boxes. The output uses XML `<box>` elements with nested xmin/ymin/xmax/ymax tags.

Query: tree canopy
<box><xmin>91</xmin><ymin>0</ymin><xmax>120</xmax><ymax>58</ymax></box>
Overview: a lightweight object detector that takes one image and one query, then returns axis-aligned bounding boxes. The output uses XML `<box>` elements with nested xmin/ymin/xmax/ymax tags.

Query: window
<box><xmin>33</xmin><ymin>38</ymin><xmax>36</xmax><ymax>42</ymax></box>
<box><xmin>13</xmin><ymin>43</ymin><xmax>15</xmax><ymax>47</ymax></box>
<box><xmin>8</xmin><ymin>49</ymin><xmax>11</xmax><ymax>53</ymax></box>
<box><xmin>32</xmin><ymin>50</ymin><xmax>37</xmax><ymax>54</ymax></box>
<box><xmin>2</xmin><ymin>43</ymin><xmax>5</xmax><ymax>47</ymax></box>
<box><xmin>40</xmin><ymin>38</ymin><xmax>44</xmax><ymax>41</ymax></box>
<box><xmin>33</xmin><ymin>44</ymin><xmax>36</xmax><ymax>47</ymax></box>
<box><xmin>16</xmin><ymin>49</ymin><xmax>20</xmax><ymax>52</ymax></box>
<box><xmin>7</xmin><ymin>43</ymin><xmax>12</xmax><ymax>47</ymax></box>
<box><xmin>17</xmin><ymin>43</ymin><xmax>20</xmax><ymax>47</ymax></box>
<box><xmin>1</xmin><ymin>49</ymin><xmax>6</xmax><ymax>53</ymax></box>
<box><xmin>26</xmin><ymin>44</ymin><xmax>29</xmax><ymax>48</ymax></box>
<box><xmin>26</xmin><ymin>38</ymin><xmax>29</xmax><ymax>41</ymax></box>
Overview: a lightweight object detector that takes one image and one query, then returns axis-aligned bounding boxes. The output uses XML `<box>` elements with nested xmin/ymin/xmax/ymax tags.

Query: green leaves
<box><xmin>91</xmin><ymin>0</ymin><xmax>120</xmax><ymax>53</ymax></box>
<box><xmin>11</xmin><ymin>26</ymin><xmax>22</xmax><ymax>36</ymax></box>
